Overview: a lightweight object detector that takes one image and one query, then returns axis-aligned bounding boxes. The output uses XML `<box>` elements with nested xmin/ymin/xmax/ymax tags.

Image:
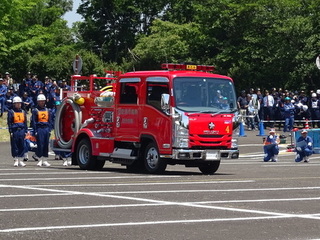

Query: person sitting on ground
<box><xmin>263</xmin><ymin>128</ymin><xmax>280</xmax><ymax>162</ymax></box>
<box><xmin>295</xmin><ymin>129</ymin><xmax>313</xmax><ymax>163</ymax></box>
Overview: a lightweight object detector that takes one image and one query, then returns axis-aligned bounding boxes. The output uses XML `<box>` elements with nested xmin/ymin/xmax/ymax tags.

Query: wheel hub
<box><xmin>147</xmin><ymin>148</ymin><xmax>158</xmax><ymax>169</ymax></box>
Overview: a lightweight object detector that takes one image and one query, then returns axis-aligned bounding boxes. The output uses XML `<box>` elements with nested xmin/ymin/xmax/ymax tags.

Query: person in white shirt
<box><xmin>263</xmin><ymin>90</ymin><xmax>275</xmax><ymax>128</ymax></box>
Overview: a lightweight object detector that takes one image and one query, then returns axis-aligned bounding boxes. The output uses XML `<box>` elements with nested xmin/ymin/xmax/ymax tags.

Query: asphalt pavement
<box><xmin>1</xmin><ymin>129</ymin><xmax>320</xmax><ymax>240</ymax></box>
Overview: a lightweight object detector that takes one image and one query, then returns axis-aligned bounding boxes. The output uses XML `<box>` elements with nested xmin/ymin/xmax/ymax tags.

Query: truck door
<box><xmin>143</xmin><ymin>77</ymin><xmax>172</xmax><ymax>153</ymax></box>
<box><xmin>115</xmin><ymin>78</ymin><xmax>141</xmax><ymax>141</ymax></box>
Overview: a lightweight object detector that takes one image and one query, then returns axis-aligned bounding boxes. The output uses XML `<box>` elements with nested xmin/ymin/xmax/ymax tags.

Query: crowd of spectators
<box><xmin>0</xmin><ymin>72</ymin><xmax>71</xmax><ymax>117</ymax></box>
<box><xmin>237</xmin><ymin>87</ymin><xmax>320</xmax><ymax>132</ymax></box>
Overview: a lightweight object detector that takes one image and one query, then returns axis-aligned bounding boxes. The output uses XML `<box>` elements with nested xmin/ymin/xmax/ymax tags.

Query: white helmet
<box><xmin>12</xmin><ymin>96</ymin><xmax>22</xmax><ymax>103</ymax></box>
<box><xmin>302</xmin><ymin>105</ymin><xmax>308</xmax><ymax>111</ymax></box>
<box><xmin>37</xmin><ymin>94</ymin><xmax>46</xmax><ymax>101</ymax></box>
<box><xmin>312</xmin><ymin>93</ymin><xmax>317</xmax><ymax>98</ymax></box>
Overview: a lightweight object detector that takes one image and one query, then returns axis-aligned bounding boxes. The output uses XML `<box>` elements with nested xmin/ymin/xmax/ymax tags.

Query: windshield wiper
<box><xmin>199</xmin><ymin>110</ymin><xmax>214</xmax><ymax>113</ymax></box>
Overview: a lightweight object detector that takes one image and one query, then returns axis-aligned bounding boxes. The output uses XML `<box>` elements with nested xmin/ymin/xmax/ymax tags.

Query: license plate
<box><xmin>206</xmin><ymin>151</ymin><xmax>220</xmax><ymax>160</ymax></box>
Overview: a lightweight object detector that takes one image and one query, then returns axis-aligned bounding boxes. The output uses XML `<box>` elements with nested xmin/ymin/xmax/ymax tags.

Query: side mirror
<box><xmin>161</xmin><ymin>93</ymin><xmax>170</xmax><ymax>115</ymax></box>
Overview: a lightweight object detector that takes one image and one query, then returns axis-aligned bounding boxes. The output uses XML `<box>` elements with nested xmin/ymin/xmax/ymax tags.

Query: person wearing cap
<box><xmin>61</xmin><ymin>79</ymin><xmax>71</xmax><ymax>91</ymax></box>
<box><xmin>21</xmin><ymin>92</ymin><xmax>34</xmax><ymax>113</ymax></box>
<box><xmin>219</xmin><ymin>96</ymin><xmax>230</xmax><ymax>110</ymax></box>
<box><xmin>4</xmin><ymin>86</ymin><xmax>16</xmax><ymax>112</ymax></box>
<box><xmin>19</xmin><ymin>72</ymin><xmax>32</xmax><ymax>96</ymax></box>
<box><xmin>212</xmin><ymin>90</ymin><xmax>223</xmax><ymax>105</ymax></box>
<box><xmin>283</xmin><ymin>97</ymin><xmax>295</xmax><ymax>132</ymax></box>
<box><xmin>29</xmin><ymin>75</ymin><xmax>42</xmax><ymax>105</ymax></box>
<box><xmin>309</xmin><ymin>92</ymin><xmax>320</xmax><ymax>128</ymax></box>
<box><xmin>31</xmin><ymin>94</ymin><xmax>53</xmax><ymax>167</ymax></box>
<box><xmin>7</xmin><ymin>96</ymin><xmax>27</xmax><ymax>167</ymax></box>
<box><xmin>295</xmin><ymin>129</ymin><xmax>313</xmax><ymax>163</ymax></box>
<box><xmin>0</xmin><ymin>78</ymin><xmax>7</xmax><ymax>117</ymax></box>
<box><xmin>263</xmin><ymin>128</ymin><xmax>280</xmax><ymax>162</ymax></box>
<box><xmin>298</xmin><ymin>90</ymin><xmax>308</xmax><ymax>105</ymax></box>
<box><xmin>44</xmin><ymin>76</ymin><xmax>52</xmax><ymax>99</ymax></box>
<box><xmin>249</xmin><ymin>88</ymin><xmax>255</xmax><ymax>98</ymax></box>
<box><xmin>4</xmin><ymin>72</ymin><xmax>13</xmax><ymax>87</ymax></box>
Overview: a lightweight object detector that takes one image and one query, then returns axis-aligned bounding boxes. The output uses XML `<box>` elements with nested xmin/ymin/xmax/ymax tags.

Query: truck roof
<box><xmin>120</xmin><ymin>70</ymin><xmax>233</xmax><ymax>81</ymax></box>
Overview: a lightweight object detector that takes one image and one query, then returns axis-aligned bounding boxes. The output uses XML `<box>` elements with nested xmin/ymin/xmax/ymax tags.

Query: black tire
<box><xmin>143</xmin><ymin>143</ymin><xmax>167</xmax><ymax>174</ymax></box>
<box><xmin>95</xmin><ymin>160</ymin><xmax>105</xmax><ymax>170</ymax></box>
<box><xmin>126</xmin><ymin>160</ymin><xmax>144</xmax><ymax>173</ymax></box>
<box><xmin>198</xmin><ymin>161</ymin><xmax>220</xmax><ymax>175</ymax></box>
<box><xmin>76</xmin><ymin>138</ymin><xmax>97</xmax><ymax>170</ymax></box>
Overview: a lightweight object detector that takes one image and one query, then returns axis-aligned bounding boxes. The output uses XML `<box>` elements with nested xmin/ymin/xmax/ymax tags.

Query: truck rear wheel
<box><xmin>144</xmin><ymin>143</ymin><xmax>167</xmax><ymax>174</ymax></box>
<box><xmin>76</xmin><ymin>138</ymin><xmax>97</xmax><ymax>170</ymax></box>
<box><xmin>198</xmin><ymin>161</ymin><xmax>220</xmax><ymax>175</ymax></box>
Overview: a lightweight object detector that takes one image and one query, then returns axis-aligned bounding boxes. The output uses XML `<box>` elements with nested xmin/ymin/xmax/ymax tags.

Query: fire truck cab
<box><xmin>52</xmin><ymin>64</ymin><xmax>239</xmax><ymax>174</ymax></box>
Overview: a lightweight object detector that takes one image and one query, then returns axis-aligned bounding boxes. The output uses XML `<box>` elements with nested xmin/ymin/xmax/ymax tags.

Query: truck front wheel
<box><xmin>144</xmin><ymin>143</ymin><xmax>167</xmax><ymax>174</ymax></box>
<box><xmin>198</xmin><ymin>161</ymin><xmax>220</xmax><ymax>175</ymax></box>
<box><xmin>76</xmin><ymin>138</ymin><xmax>97</xmax><ymax>170</ymax></box>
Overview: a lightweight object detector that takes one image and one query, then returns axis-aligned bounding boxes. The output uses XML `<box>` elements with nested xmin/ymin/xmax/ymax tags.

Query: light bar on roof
<box><xmin>161</xmin><ymin>63</ymin><xmax>215</xmax><ymax>72</ymax></box>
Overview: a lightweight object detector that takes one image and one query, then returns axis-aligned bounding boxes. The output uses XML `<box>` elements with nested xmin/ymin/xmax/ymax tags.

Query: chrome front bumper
<box><xmin>160</xmin><ymin>148</ymin><xmax>239</xmax><ymax>161</ymax></box>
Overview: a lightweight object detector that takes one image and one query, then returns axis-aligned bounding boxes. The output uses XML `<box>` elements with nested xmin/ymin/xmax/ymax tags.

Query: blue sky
<box><xmin>63</xmin><ymin>0</ymin><xmax>82</xmax><ymax>28</ymax></box>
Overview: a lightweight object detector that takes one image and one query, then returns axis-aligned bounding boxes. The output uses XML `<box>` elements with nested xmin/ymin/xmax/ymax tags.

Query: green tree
<box><xmin>160</xmin><ymin>0</ymin><xmax>320</xmax><ymax>91</ymax></box>
<box><xmin>77</xmin><ymin>0</ymin><xmax>168</xmax><ymax>63</ymax></box>
<box><xmin>132</xmin><ymin>20</ymin><xmax>205</xmax><ymax>70</ymax></box>
<box><xmin>0</xmin><ymin>0</ymin><xmax>80</xmax><ymax>80</ymax></box>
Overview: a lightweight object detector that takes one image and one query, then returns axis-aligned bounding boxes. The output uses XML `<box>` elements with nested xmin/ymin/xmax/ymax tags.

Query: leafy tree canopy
<box><xmin>1</xmin><ymin>0</ymin><xmax>320</xmax><ymax>92</ymax></box>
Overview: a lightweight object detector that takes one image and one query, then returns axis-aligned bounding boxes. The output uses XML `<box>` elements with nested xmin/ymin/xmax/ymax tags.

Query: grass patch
<box><xmin>0</xmin><ymin>112</ymin><xmax>10</xmax><ymax>142</ymax></box>
<box><xmin>0</xmin><ymin>112</ymin><xmax>55</xmax><ymax>143</ymax></box>
<box><xmin>0</xmin><ymin>112</ymin><xmax>34</xmax><ymax>142</ymax></box>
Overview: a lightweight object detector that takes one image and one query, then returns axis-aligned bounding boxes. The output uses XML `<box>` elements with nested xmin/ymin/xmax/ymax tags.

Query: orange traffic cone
<box><xmin>305</xmin><ymin>119</ymin><xmax>310</xmax><ymax>129</ymax></box>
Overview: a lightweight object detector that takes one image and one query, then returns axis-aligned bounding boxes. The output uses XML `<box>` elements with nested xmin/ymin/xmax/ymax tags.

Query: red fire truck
<box><xmin>52</xmin><ymin>63</ymin><xmax>239</xmax><ymax>174</ymax></box>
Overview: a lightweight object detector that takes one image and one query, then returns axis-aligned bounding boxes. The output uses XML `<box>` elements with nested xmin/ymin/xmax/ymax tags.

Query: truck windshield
<box><xmin>173</xmin><ymin>77</ymin><xmax>237</xmax><ymax>113</ymax></box>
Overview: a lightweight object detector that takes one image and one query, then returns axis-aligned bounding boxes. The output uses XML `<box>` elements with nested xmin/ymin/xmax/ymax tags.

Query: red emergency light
<box><xmin>161</xmin><ymin>63</ymin><xmax>215</xmax><ymax>72</ymax></box>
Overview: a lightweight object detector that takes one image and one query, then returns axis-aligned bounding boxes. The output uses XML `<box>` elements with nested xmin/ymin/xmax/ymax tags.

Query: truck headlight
<box><xmin>231</xmin><ymin>138</ymin><xmax>238</xmax><ymax>149</ymax></box>
<box><xmin>174</xmin><ymin>124</ymin><xmax>189</xmax><ymax>148</ymax></box>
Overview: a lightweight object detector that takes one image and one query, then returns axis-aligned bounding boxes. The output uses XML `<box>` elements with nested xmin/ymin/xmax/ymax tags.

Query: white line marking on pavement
<box><xmin>0</xmin><ymin>175</ymin><xmax>181</xmax><ymax>181</ymax></box>
<box><xmin>0</xmin><ymin>193</ymin><xmax>73</xmax><ymax>198</ymax></box>
<box><xmin>263</xmin><ymin>164</ymin><xmax>320</xmax><ymax>167</ymax></box>
<box><xmin>0</xmin><ymin>171</ymin><xmax>111</xmax><ymax>175</ymax></box>
<box><xmin>0</xmin><ymin>216</ymin><xmax>289</xmax><ymax>233</ymax></box>
<box><xmin>0</xmin><ymin>203</ymin><xmax>170</xmax><ymax>212</ymax></box>
<box><xmin>3</xmin><ymin>180</ymin><xmax>254</xmax><ymax>187</ymax></box>
<box><xmin>1</xmin><ymin>185</ymin><xmax>320</xmax><ymax>198</ymax></box>
<box><xmin>1</xmin><ymin>183</ymin><xmax>320</xmax><ymax>234</ymax></box>
<box><xmin>195</xmin><ymin>197</ymin><xmax>320</xmax><ymax>204</ymax></box>
<box><xmin>1</xmin><ymin>196</ymin><xmax>320</xmax><ymax>213</ymax></box>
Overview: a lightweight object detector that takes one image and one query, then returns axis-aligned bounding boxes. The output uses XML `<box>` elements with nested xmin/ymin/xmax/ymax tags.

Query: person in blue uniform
<box><xmin>7</xmin><ymin>96</ymin><xmax>27</xmax><ymax>167</ymax></box>
<box><xmin>61</xmin><ymin>79</ymin><xmax>71</xmax><ymax>91</ymax></box>
<box><xmin>21</xmin><ymin>92</ymin><xmax>34</xmax><ymax>113</ymax></box>
<box><xmin>283</xmin><ymin>97</ymin><xmax>295</xmax><ymax>132</ymax></box>
<box><xmin>0</xmin><ymin>78</ymin><xmax>8</xmax><ymax>117</ymax></box>
<box><xmin>31</xmin><ymin>94</ymin><xmax>52</xmax><ymax>167</ymax></box>
<box><xmin>263</xmin><ymin>128</ymin><xmax>280</xmax><ymax>162</ymax></box>
<box><xmin>295</xmin><ymin>129</ymin><xmax>313</xmax><ymax>163</ymax></box>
